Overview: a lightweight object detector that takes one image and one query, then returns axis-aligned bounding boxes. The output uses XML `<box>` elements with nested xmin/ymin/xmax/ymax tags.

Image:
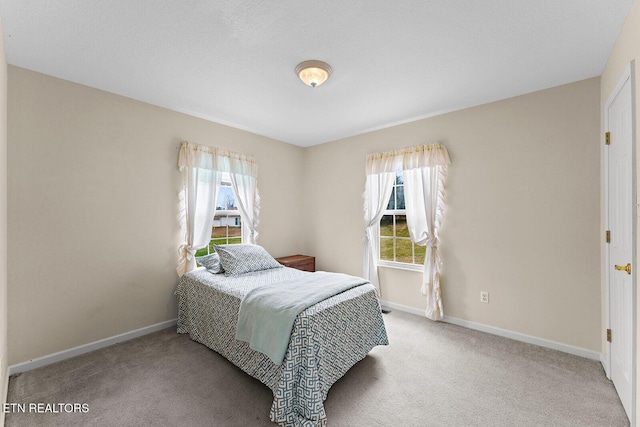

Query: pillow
<box><xmin>214</xmin><ymin>244</ymin><xmax>283</xmax><ymax>275</ymax></box>
<box><xmin>195</xmin><ymin>253</ymin><xmax>224</xmax><ymax>274</ymax></box>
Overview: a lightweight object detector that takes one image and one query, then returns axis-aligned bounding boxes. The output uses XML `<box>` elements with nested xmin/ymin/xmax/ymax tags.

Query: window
<box><xmin>379</xmin><ymin>171</ymin><xmax>426</xmax><ymax>267</ymax></box>
<box><xmin>195</xmin><ymin>173</ymin><xmax>243</xmax><ymax>257</ymax></box>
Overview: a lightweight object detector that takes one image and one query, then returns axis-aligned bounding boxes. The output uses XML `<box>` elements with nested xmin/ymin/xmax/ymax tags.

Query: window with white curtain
<box><xmin>177</xmin><ymin>141</ymin><xmax>260</xmax><ymax>277</ymax></box>
<box><xmin>379</xmin><ymin>171</ymin><xmax>425</xmax><ymax>268</ymax></box>
<box><xmin>363</xmin><ymin>143</ymin><xmax>450</xmax><ymax>320</ymax></box>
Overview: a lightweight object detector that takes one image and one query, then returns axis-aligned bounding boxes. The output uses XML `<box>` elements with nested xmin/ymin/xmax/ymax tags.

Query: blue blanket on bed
<box><xmin>235</xmin><ymin>271</ymin><xmax>368</xmax><ymax>365</ymax></box>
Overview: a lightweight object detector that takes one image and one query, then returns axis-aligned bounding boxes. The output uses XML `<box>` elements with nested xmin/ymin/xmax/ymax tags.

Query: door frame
<box><xmin>603</xmin><ymin>60</ymin><xmax>636</xmax><ymax>425</ymax></box>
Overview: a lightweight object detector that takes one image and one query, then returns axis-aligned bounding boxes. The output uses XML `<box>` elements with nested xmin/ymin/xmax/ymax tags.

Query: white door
<box><xmin>606</xmin><ymin>68</ymin><xmax>634</xmax><ymax>422</ymax></box>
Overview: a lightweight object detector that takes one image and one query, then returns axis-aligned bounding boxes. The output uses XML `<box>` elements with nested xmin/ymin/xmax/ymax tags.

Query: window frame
<box><xmin>377</xmin><ymin>171</ymin><xmax>424</xmax><ymax>271</ymax></box>
<box><xmin>194</xmin><ymin>174</ymin><xmax>245</xmax><ymax>258</ymax></box>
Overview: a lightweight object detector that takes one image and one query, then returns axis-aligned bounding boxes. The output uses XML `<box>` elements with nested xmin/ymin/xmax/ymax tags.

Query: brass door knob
<box><xmin>614</xmin><ymin>263</ymin><xmax>632</xmax><ymax>275</ymax></box>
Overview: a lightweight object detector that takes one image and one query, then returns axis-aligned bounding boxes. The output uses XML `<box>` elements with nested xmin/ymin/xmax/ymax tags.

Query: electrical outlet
<box><xmin>480</xmin><ymin>291</ymin><xmax>489</xmax><ymax>303</ymax></box>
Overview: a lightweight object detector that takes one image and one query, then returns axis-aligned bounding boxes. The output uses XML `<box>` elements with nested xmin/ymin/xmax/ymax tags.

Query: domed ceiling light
<box><xmin>295</xmin><ymin>60</ymin><xmax>332</xmax><ymax>87</ymax></box>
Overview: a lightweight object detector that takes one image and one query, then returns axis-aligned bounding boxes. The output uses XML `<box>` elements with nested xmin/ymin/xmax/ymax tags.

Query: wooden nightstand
<box><xmin>276</xmin><ymin>254</ymin><xmax>315</xmax><ymax>272</ymax></box>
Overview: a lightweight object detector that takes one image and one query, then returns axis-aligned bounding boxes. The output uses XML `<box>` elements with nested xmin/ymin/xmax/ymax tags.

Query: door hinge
<box><xmin>606</xmin><ymin>131</ymin><xmax>611</xmax><ymax>145</ymax></box>
<box><xmin>607</xmin><ymin>329</ymin><xmax>612</xmax><ymax>343</ymax></box>
<box><xmin>606</xmin><ymin>230</ymin><xmax>611</xmax><ymax>243</ymax></box>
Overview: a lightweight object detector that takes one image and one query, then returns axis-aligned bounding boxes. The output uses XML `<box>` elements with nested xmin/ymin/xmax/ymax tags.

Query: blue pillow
<box><xmin>214</xmin><ymin>244</ymin><xmax>283</xmax><ymax>275</ymax></box>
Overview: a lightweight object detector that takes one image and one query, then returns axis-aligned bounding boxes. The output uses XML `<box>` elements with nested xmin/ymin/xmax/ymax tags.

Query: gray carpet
<box><xmin>5</xmin><ymin>310</ymin><xmax>629</xmax><ymax>427</ymax></box>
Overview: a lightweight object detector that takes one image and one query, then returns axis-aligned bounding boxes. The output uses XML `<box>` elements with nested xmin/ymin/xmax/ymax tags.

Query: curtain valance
<box><xmin>365</xmin><ymin>143</ymin><xmax>450</xmax><ymax>175</ymax></box>
<box><xmin>179</xmin><ymin>141</ymin><xmax>258</xmax><ymax>178</ymax></box>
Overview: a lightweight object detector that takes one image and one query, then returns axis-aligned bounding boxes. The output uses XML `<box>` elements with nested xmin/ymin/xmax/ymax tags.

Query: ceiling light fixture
<box><xmin>295</xmin><ymin>60</ymin><xmax>332</xmax><ymax>87</ymax></box>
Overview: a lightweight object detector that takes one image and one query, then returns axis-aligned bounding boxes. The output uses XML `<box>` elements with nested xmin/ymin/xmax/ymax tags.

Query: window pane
<box><xmin>396</xmin><ymin>239</ymin><xmax>413</xmax><ymax>263</ymax></box>
<box><xmin>415</xmin><ymin>243</ymin><xmax>426</xmax><ymax>265</ymax></box>
<box><xmin>380</xmin><ymin>237</ymin><xmax>394</xmax><ymax>261</ymax></box>
<box><xmin>380</xmin><ymin>215</ymin><xmax>394</xmax><ymax>237</ymax></box>
<box><xmin>216</xmin><ymin>184</ymin><xmax>237</xmax><ymax>210</ymax></box>
<box><xmin>396</xmin><ymin>184</ymin><xmax>405</xmax><ymax>209</ymax></box>
<box><xmin>211</xmin><ymin>225</ymin><xmax>226</xmax><ymax>239</ymax></box>
<box><xmin>395</xmin><ymin>215</ymin><xmax>409</xmax><ymax>237</ymax></box>
<box><xmin>378</xmin><ymin>171</ymin><xmax>422</xmax><ymax>267</ymax></box>
<box><xmin>386</xmin><ymin>187</ymin><xmax>396</xmax><ymax>210</ymax></box>
<box><xmin>228</xmin><ymin>215</ymin><xmax>242</xmax><ymax>237</ymax></box>
<box><xmin>212</xmin><ymin>213</ymin><xmax>242</xmax><ymax>245</ymax></box>
<box><xmin>203</xmin><ymin>177</ymin><xmax>244</xmax><ymax>252</ymax></box>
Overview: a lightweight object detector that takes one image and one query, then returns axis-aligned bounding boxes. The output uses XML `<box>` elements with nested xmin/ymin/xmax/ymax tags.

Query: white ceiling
<box><xmin>0</xmin><ymin>1</ymin><xmax>632</xmax><ymax>147</ymax></box>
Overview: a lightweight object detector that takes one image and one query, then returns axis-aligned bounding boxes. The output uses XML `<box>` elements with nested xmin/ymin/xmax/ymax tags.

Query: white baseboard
<box><xmin>8</xmin><ymin>319</ymin><xmax>177</xmax><ymax>376</ymax></box>
<box><xmin>380</xmin><ymin>300</ymin><xmax>602</xmax><ymax>361</ymax></box>
<box><xmin>380</xmin><ymin>300</ymin><xmax>425</xmax><ymax>317</ymax></box>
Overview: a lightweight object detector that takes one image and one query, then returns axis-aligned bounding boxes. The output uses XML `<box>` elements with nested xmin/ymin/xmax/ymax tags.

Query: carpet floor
<box><xmin>5</xmin><ymin>310</ymin><xmax>629</xmax><ymax>426</ymax></box>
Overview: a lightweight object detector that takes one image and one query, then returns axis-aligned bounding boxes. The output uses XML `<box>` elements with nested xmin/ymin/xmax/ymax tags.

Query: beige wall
<box><xmin>600</xmin><ymin>0</ymin><xmax>640</xmax><ymax>417</ymax></box>
<box><xmin>304</xmin><ymin>78</ymin><xmax>601</xmax><ymax>351</ymax></box>
<box><xmin>7</xmin><ymin>66</ymin><xmax>306</xmax><ymax>364</ymax></box>
<box><xmin>0</xmin><ymin>15</ymin><xmax>7</xmax><ymax>427</ymax></box>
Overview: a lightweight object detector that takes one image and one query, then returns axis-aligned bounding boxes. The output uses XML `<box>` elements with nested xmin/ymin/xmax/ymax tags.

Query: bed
<box><xmin>175</xmin><ymin>247</ymin><xmax>388</xmax><ymax>427</ymax></box>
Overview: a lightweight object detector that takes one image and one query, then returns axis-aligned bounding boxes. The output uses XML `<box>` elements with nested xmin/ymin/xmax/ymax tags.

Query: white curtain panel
<box><xmin>229</xmin><ymin>155</ymin><xmax>260</xmax><ymax>244</ymax></box>
<box><xmin>177</xmin><ymin>141</ymin><xmax>259</xmax><ymax>276</ymax></box>
<box><xmin>402</xmin><ymin>144</ymin><xmax>450</xmax><ymax>320</ymax></box>
<box><xmin>363</xmin><ymin>171</ymin><xmax>395</xmax><ymax>295</ymax></box>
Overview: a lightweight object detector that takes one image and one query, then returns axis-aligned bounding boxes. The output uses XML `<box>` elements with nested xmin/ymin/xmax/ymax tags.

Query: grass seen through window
<box><xmin>195</xmin><ymin>223</ymin><xmax>242</xmax><ymax>258</ymax></box>
<box><xmin>380</xmin><ymin>216</ymin><xmax>426</xmax><ymax>264</ymax></box>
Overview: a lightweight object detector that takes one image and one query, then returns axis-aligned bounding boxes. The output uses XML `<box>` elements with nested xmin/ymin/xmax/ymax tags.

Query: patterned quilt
<box><xmin>176</xmin><ymin>267</ymin><xmax>389</xmax><ymax>426</ymax></box>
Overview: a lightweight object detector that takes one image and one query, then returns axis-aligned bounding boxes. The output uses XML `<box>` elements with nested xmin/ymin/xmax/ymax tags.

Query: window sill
<box><xmin>377</xmin><ymin>261</ymin><xmax>423</xmax><ymax>273</ymax></box>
